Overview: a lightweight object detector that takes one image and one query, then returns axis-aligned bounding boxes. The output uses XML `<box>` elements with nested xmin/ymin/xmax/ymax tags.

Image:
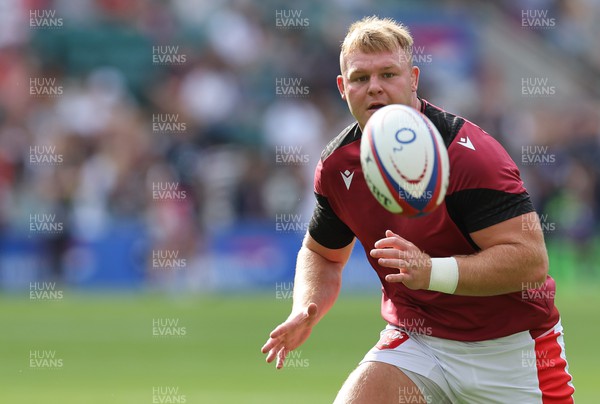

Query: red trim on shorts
<box><xmin>534</xmin><ymin>327</ymin><xmax>574</xmax><ymax>403</ymax></box>
<box><xmin>376</xmin><ymin>329</ymin><xmax>409</xmax><ymax>350</ymax></box>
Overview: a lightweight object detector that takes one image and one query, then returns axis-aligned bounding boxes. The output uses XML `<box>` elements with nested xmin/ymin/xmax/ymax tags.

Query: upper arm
<box><xmin>306</xmin><ymin>191</ymin><xmax>355</xmax><ymax>266</ymax></box>
<box><xmin>305</xmin><ymin>190</ymin><xmax>355</xmax><ymax>265</ymax></box>
<box><xmin>303</xmin><ymin>232</ymin><xmax>355</xmax><ymax>266</ymax></box>
<box><xmin>308</xmin><ymin>149</ymin><xmax>356</xmax><ymax>265</ymax></box>
<box><xmin>470</xmin><ymin>211</ymin><xmax>546</xmax><ymax>252</ymax></box>
<box><xmin>468</xmin><ymin>211</ymin><xmax>549</xmax><ymax>284</ymax></box>
<box><xmin>445</xmin><ymin>125</ymin><xmax>536</xmax><ymax>244</ymax></box>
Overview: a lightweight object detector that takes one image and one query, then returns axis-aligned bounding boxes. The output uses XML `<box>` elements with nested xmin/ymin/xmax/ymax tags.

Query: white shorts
<box><xmin>360</xmin><ymin>319</ymin><xmax>574</xmax><ymax>403</ymax></box>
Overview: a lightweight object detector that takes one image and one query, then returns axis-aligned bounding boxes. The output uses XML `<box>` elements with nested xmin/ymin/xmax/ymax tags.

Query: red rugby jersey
<box><xmin>308</xmin><ymin>99</ymin><xmax>559</xmax><ymax>341</ymax></box>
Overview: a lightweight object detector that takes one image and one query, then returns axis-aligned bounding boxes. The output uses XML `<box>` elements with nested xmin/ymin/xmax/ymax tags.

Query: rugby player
<box><xmin>262</xmin><ymin>16</ymin><xmax>574</xmax><ymax>403</ymax></box>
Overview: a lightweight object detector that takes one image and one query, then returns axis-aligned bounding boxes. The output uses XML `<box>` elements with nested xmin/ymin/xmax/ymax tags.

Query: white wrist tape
<box><xmin>428</xmin><ymin>257</ymin><xmax>459</xmax><ymax>294</ymax></box>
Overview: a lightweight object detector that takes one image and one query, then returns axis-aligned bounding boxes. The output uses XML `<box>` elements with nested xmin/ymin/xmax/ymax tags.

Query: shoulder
<box><xmin>421</xmin><ymin>99</ymin><xmax>466</xmax><ymax>148</ymax></box>
<box><xmin>420</xmin><ymin>99</ymin><xmax>524</xmax><ymax>194</ymax></box>
<box><xmin>450</xmin><ymin>119</ymin><xmax>524</xmax><ymax>192</ymax></box>
<box><xmin>321</xmin><ymin>122</ymin><xmax>361</xmax><ymax>162</ymax></box>
<box><xmin>314</xmin><ymin>122</ymin><xmax>360</xmax><ymax>196</ymax></box>
<box><xmin>421</xmin><ymin>98</ymin><xmax>511</xmax><ymax>157</ymax></box>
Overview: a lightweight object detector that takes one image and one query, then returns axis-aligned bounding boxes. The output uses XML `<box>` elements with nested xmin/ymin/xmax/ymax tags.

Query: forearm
<box><xmin>373</xmin><ymin>214</ymin><xmax>551</xmax><ymax>297</ymax></box>
<box><xmin>453</xmin><ymin>242</ymin><xmax>548</xmax><ymax>296</ymax></box>
<box><xmin>290</xmin><ymin>245</ymin><xmax>344</xmax><ymax>324</ymax></box>
<box><xmin>261</xmin><ymin>237</ymin><xmax>350</xmax><ymax>369</ymax></box>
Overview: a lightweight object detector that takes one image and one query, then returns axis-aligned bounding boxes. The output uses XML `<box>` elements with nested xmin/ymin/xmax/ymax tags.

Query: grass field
<box><xmin>1</xmin><ymin>284</ymin><xmax>597</xmax><ymax>403</ymax></box>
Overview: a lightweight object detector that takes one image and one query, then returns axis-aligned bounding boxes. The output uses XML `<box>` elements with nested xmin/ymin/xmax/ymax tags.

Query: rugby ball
<box><xmin>360</xmin><ymin>104</ymin><xmax>449</xmax><ymax>216</ymax></box>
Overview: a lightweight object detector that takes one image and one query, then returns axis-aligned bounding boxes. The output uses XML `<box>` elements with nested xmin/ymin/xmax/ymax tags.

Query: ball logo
<box><xmin>393</xmin><ymin>128</ymin><xmax>416</xmax><ymax>152</ymax></box>
<box><xmin>360</xmin><ymin>104</ymin><xmax>450</xmax><ymax>216</ymax></box>
<box><xmin>392</xmin><ymin>128</ymin><xmax>428</xmax><ymax>187</ymax></box>
<box><xmin>392</xmin><ymin>153</ymin><xmax>427</xmax><ymax>187</ymax></box>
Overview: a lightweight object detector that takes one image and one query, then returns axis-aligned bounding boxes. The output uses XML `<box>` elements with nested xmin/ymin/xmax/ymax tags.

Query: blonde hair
<box><xmin>340</xmin><ymin>16</ymin><xmax>414</xmax><ymax>73</ymax></box>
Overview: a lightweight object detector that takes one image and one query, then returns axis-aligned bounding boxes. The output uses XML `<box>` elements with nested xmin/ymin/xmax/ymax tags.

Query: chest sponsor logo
<box><xmin>340</xmin><ymin>170</ymin><xmax>354</xmax><ymax>190</ymax></box>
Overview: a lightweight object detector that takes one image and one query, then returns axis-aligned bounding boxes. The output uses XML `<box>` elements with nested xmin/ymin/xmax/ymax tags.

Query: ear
<box><xmin>411</xmin><ymin>66</ymin><xmax>420</xmax><ymax>92</ymax></box>
<box><xmin>336</xmin><ymin>75</ymin><xmax>346</xmax><ymax>100</ymax></box>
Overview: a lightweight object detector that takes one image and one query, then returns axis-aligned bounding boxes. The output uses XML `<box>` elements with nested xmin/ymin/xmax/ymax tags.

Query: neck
<box><xmin>413</xmin><ymin>95</ymin><xmax>422</xmax><ymax>111</ymax></box>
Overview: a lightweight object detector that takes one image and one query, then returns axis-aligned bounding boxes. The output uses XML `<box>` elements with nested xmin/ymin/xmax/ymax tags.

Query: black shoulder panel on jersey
<box><xmin>321</xmin><ymin>122</ymin><xmax>361</xmax><ymax>162</ymax></box>
<box><xmin>422</xmin><ymin>101</ymin><xmax>466</xmax><ymax>148</ymax></box>
<box><xmin>445</xmin><ymin>189</ymin><xmax>535</xmax><ymax>245</ymax></box>
<box><xmin>308</xmin><ymin>193</ymin><xmax>355</xmax><ymax>249</ymax></box>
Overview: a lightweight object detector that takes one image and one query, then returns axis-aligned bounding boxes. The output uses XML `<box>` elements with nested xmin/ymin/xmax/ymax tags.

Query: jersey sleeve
<box><xmin>307</xmin><ymin>159</ymin><xmax>355</xmax><ymax>249</ymax></box>
<box><xmin>445</xmin><ymin>125</ymin><xmax>535</xmax><ymax>234</ymax></box>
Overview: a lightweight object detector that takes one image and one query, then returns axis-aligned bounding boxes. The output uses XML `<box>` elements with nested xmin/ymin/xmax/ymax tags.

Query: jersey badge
<box><xmin>457</xmin><ymin>136</ymin><xmax>475</xmax><ymax>150</ymax></box>
<box><xmin>340</xmin><ymin>170</ymin><xmax>354</xmax><ymax>190</ymax></box>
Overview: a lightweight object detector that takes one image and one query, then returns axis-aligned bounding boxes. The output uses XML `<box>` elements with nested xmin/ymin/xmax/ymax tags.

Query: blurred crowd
<box><xmin>0</xmin><ymin>0</ymin><xmax>598</xmax><ymax>284</ymax></box>
<box><xmin>499</xmin><ymin>0</ymin><xmax>600</xmax><ymax>72</ymax></box>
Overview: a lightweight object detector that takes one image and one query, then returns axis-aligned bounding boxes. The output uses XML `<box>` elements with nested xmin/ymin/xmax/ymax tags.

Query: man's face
<box><xmin>337</xmin><ymin>49</ymin><xmax>420</xmax><ymax>130</ymax></box>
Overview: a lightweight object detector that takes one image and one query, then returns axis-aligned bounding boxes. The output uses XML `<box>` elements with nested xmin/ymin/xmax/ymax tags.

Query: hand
<box><xmin>261</xmin><ymin>303</ymin><xmax>318</xmax><ymax>369</ymax></box>
<box><xmin>370</xmin><ymin>230</ymin><xmax>431</xmax><ymax>290</ymax></box>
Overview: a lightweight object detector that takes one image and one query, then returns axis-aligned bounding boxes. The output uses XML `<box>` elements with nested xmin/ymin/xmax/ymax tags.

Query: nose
<box><xmin>367</xmin><ymin>76</ymin><xmax>383</xmax><ymax>95</ymax></box>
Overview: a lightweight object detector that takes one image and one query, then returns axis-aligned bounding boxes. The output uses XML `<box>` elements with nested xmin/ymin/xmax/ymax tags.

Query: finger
<box><xmin>373</xmin><ymin>236</ymin><xmax>412</xmax><ymax>250</ymax></box>
<box><xmin>385</xmin><ymin>273</ymin><xmax>408</xmax><ymax>283</ymax></box>
<box><xmin>378</xmin><ymin>258</ymin><xmax>409</xmax><ymax>269</ymax></box>
<box><xmin>276</xmin><ymin>347</ymin><xmax>288</xmax><ymax>369</ymax></box>
<box><xmin>266</xmin><ymin>347</ymin><xmax>279</xmax><ymax>363</ymax></box>
<box><xmin>385</xmin><ymin>229</ymin><xmax>400</xmax><ymax>238</ymax></box>
<box><xmin>271</xmin><ymin>303</ymin><xmax>316</xmax><ymax>339</ymax></box>
<box><xmin>269</xmin><ymin>321</ymin><xmax>293</xmax><ymax>339</ymax></box>
<box><xmin>370</xmin><ymin>248</ymin><xmax>404</xmax><ymax>259</ymax></box>
<box><xmin>271</xmin><ymin>305</ymin><xmax>317</xmax><ymax>340</ymax></box>
<box><xmin>262</xmin><ymin>337</ymin><xmax>279</xmax><ymax>354</ymax></box>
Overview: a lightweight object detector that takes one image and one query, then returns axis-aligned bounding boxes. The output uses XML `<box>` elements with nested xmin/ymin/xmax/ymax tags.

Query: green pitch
<box><xmin>0</xmin><ymin>285</ymin><xmax>597</xmax><ymax>403</ymax></box>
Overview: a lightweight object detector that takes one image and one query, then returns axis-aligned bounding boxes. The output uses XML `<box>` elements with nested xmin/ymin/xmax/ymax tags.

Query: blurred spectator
<box><xmin>0</xmin><ymin>0</ymin><xmax>598</xmax><ymax>289</ymax></box>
